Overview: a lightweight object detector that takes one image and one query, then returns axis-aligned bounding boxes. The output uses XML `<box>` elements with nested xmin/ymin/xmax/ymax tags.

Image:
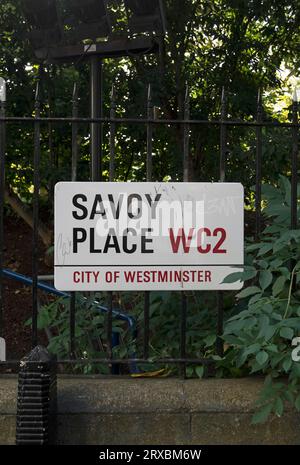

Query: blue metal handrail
<box><xmin>2</xmin><ymin>268</ymin><xmax>138</xmax><ymax>373</ymax></box>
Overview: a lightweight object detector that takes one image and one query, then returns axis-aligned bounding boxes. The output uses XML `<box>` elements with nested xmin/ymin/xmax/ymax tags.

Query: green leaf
<box><xmin>272</xmin><ymin>276</ymin><xmax>286</xmax><ymax>296</ymax></box>
<box><xmin>284</xmin><ymin>391</ymin><xmax>294</xmax><ymax>403</ymax></box>
<box><xmin>204</xmin><ymin>334</ymin><xmax>216</xmax><ymax>347</ymax></box>
<box><xmin>265</xmin><ymin>344</ymin><xmax>278</xmax><ymax>353</ymax></box>
<box><xmin>282</xmin><ymin>357</ymin><xmax>292</xmax><ymax>372</ymax></box>
<box><xmin>222</xmin><ymin>272</ymin><xmax>243</xmax><ymax>284</ymax></box>
<box><xmin>243</xmin><ymin>317</ymin><xmax>257</xmax><ymax>330</ymax></box>
<box><xmin>248</xmin><ymin>293</ymin><xmax>263</xmax><ymax>305</ymax></box>
<box><xmin>256</xmin><ymin>350</ymin><xmax>269</xmax><ymax>365</ymax></box>
<box><xmin>257</xmin><ymin>315</ymin><xmax>270</xmax><ymax>339</ymax></box>
<box><xmin>259</xmin><ymin>270</ymin><xmax>273</xmax><ymax>290</ymax></box>
<box><xmin>264</xmin><ymin>325</ymin><xmax>277</xmax><ymax>342</ymax></box>
<box><xmin>279</xmin><ymin>327</ymin><xmax>294</xmax><ymax>340</ymax></box>
<box><xmin>270</xmin><ymin>258</ymin><xmax>283</xmax><ymax>268</ymax></box>
<box><xmin>236</xmin><ymin>286</ymin><xmax>261</xmax><ymax>299</ymax></box>
<box><xmin>195</xmin><ymin>366</ymin><xmax>204</xmax><ymax>378</ymax></box>
<box><xmin>222</xmin><ymin>268</ymin><xmax>257</xmax><ymax>284</ymax></box>
<box><xmin>274</xmin><ymin>397</ymin><xmax>284</xmax><ymax>417</ymax></box>
<box><xmin>263</xmin><ymin>303</ymin><xmax>273</xmax><ymax>313</ymax></box>
<box><xmin>37</xmin><ymin>307</ymin><xmax>52</xmax><ymax>330</ymax></box>
<box><xmin>224</xmin><ymin>335</ymin><xmax>243</xmax><ymax>345</ymax></box>
<box><xmin>251</xmin><ymin>403</ymin><xmax>273</xmax><ymax>424</ymax></box>
<box><xmin>257</xmin><ymin>260</ymin><xmax>268</xmax><ymax>269</ymax></box>
<box><xmin>244</xmin><ymin>343</ymin><xmax>261</xmax><ymax>356</ymax></box>
<box><xmin>257</xmin><ymin>244</ymin><xmax>273</xmax><ymax>257</ymax></box>
<box><xmin>295</xmin><ymin>395</ymin><xmax>300</xmax><ymax>411</ymax></box>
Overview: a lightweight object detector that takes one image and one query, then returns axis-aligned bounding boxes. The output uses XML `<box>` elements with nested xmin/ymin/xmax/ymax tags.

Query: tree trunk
<box><xmin>4</xmin><ymin>186</ymin><xmax>52</xmax><ymax>248</ymax></box>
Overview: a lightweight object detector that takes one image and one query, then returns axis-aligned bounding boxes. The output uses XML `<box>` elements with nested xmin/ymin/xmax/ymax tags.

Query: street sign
<box><xmin>54</xmin><ymin>182</ymin><xmax>244</xmax><ymax>291</ymax></box>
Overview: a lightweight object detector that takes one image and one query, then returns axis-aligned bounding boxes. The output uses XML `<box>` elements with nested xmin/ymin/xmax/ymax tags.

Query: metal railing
<box><xmin>0</xmin><ymin>80</ymin><xmax>299</xmax><ymax>376</ymax></box>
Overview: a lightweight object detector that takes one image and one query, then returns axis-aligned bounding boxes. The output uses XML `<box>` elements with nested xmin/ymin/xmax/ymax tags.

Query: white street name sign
<box><xmin>54</xmin><ymin>182</ymin><xmax>244</xmax><ymax>291</ymax></box>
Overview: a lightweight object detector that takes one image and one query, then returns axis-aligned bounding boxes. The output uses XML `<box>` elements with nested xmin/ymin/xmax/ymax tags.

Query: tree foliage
<box><xmin>0</xmin><ymin>0</ymin><xmax>299</xmax><ymax>195</ymax></box>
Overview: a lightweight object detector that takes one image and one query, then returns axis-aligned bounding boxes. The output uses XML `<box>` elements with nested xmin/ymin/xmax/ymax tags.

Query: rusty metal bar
<box><xmin>32</xmin><ymin>82</ymin><xmax>41</xmax><ymax>348</ymax></box>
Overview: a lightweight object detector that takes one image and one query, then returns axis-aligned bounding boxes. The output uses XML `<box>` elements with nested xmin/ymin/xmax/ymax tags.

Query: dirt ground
<box><xmin>2</xmin><ymin>213</ymin><xmax>51</xmax><ymax>361</ymax></box>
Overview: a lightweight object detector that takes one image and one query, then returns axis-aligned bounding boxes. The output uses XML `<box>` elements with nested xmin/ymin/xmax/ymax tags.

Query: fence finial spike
<box><xmin>72</xmin><ymin>82</ymin><xmax>78</xmax><ymax>100</ymax></box>
<box><xmin>292</xmin><ymin>87</ymin><xmax>299</xmax><ymax>103</ymax></box>
<box><xmin>111</xmin><ymin>83</ymin><xmax>116</xmax><ymax>101</ymax></box>
<box><xmin>185</xmin><ymin>84</ymin><xmax>189</xmax><ymax>100</ymax></box>
<box><xmin>147</xmin><ymin>83</ymin><xmax>152</xmax><ymax>101</ymax></box>
<box><xmin>221</xmin><ymin>86</ymin><xmax>226</xmax><ymax>102</ymax></box>
<box><xmin>0</xmin><ymin>77</ymin><xmax>6</xmax><ymax>103</ymax></box>
<box><xmin>35</xmin><ymin>81</ymin><xmax>40</xmax><ymax>102</ymax></box>
<box><xmin>257</xmin><ymin>88</ymin><xmax>262</xmax><ymax>104</ymax></box>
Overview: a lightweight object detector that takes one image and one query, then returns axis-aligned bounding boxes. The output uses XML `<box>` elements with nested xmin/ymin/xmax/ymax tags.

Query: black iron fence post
<box><xmin>144</xmin><ymin>84</ymin><xmax>154</xmax><ymax>361</ymax></box>
<box><xmin>32</xmin><ymin>82</ymin><xmax>41</xmax><ymax>348</ymax></box>
<box><xmin>219</xmin><ymin>87</ymin><xmax>227</xmax><ymax>183</ymax></box>
<box><xmin>180</xmin><ymin>85</ymin><xmax>190</xmax><ymax>378</ymax></box>
<box><xmin>291</xmin><ymin>88</ymin><xmax>299</xmax><ymax>230</ymax></box>
<box><xmin>109</xmin><ymin>84</ymin><xmax>116</xmax><ymax>182</ymax></box>
<box><xmin>48</xmin><ymin>82</ymin><xmax>56</xmax><ymax>210</ymax></box>
<box><xmin>107</xmin><ymin>84</ymin><xmax>116</xmax><ymax>373</ymax></box>
<box><xmin>255</xmin><ymin>89</ymin><xmax>263</xmax><ymax>239</ymax></box>
<box><xmin>71</xmin><ymin>83</ymin><xmax>79</xmax><ymax>183</ymax></box>
<box><xmin>0</xmin><ymin>78</ymin><xmax>6</xmax><ymax>340</ymax></box>
<box><xmin>216</xmin><ymin>87</ymin><xmax>227</xmax><ymax>357</ymax></box>
<box><xmin>70</xmin><ymin>83</ymin><xmax>79</xmax><ymax>360</ymax></box>
<box><xmin>90</xmin><ymin>56</ymin><xmax>103</xmax><ymax>182</ymax></box>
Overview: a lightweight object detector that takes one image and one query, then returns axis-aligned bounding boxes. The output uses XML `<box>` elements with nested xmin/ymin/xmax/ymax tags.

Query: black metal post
<box><xmin>48</xmin><ymin>95</ymin><xmax>55</xmax><ymax>211</ymax></box>
<box><xmin>71</xmin><ymin>82</ymin><xmax>79</xmax><ymax>183</ymax></box>
<box><xmin>0</xmin><ymin>79</ymin><xmax>6</xmax><ymax>338</ymax></box>
<box><xmin>109</xmin><ymin>84</ymin><xmax>116</xmax><ymax>182</ymax></box>
<box><xmin>180</xmin><ymin>86</ymin><xmax>190</xmax><ymax>378</ymax></box>
<box><xmin>291</xmin><ymin>89</ymin><xmax>299</xmax><ymax>230</ymax></box>
<box><xmin>219</xmin><ymin>87</ymin><xmax>227</xmax><ymax>183</ymax></box>
<box><xmin>107</xmin><ymin>85</ymin><xmax>116</xmax><ymax>373</ymax></box>
<box><xmin>32</xmin><ymin>82</ymin><xmax>41</xmax><ymax>348</ymax></box>
<box><xmin>90</xmin><ymin>56</ymin><xmax>103</xmax><ymax>182</ymax></box>
<box><xmin>70</xmin><ymin>83</ymin><xmax>79</xmax><ymax>359</ymax></box>
<box><xmin>144</xmin><ymin>84</ymin><xmax>153</xmax><ymax>361</ymax></box>
<box><xmin>216</xmin><ymin>87</ymin><xmax>227</xmax><ymax>357</ymax></box>
<box><xmin>255</xmin><ymin>89</ymin><xmax>263</xmax><ymax>239</ymax></box>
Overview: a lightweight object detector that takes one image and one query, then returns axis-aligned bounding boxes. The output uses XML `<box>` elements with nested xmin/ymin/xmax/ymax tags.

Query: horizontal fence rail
<box><xmin>0</xmin><ymin>80</ymin><xmax>299</xmax><ymax>377</ymax></box>
<box><xmin>0</xmin><ymin>116</ymin><xmax>299</xmax><ymax>127</ymax></box>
